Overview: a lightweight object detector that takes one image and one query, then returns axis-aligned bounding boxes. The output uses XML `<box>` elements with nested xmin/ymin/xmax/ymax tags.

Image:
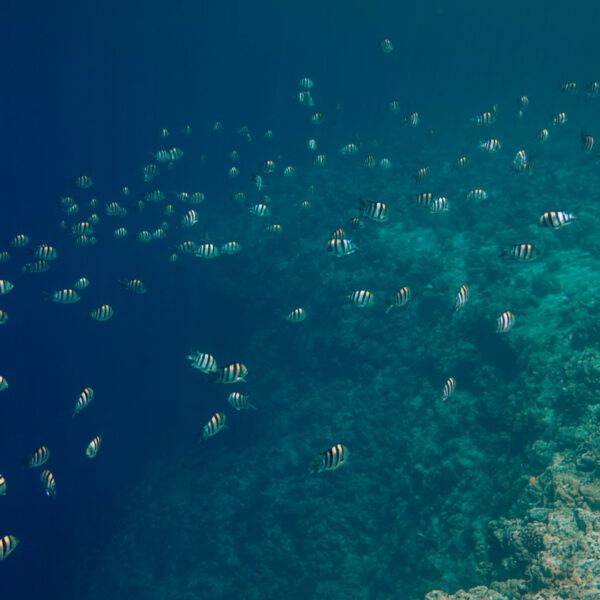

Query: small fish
<box><xmin>385</xmin><ymin>287</ymin><xmax>411</xmax><ymax>314</ymax></box>
<box><xmin>581</xmin><ymin>132</ymin><xmax>594</xmax><ymax>152</ymax></box>
<box><xmin>145</xmin><ymin>189</ymin><xmax>165</xmax><ymax>203</ymax></box>
<box><xmin>106</xmin><ymin>201</ymin><xmax>127</xmax><ymax>217</ymax></box>
<box><xmin>311</xmin><ymin>443</ymin><xmax>350</xmax><ymax>473</ymax></box>
<box><xmin>120</xmin><ymin>187</ymin><xmax>130</xmax><ymax>197</ymax></box>
<box><xmin>285</xmin><ymin>307</ymin><xmax>307</xmax><ymax>323</ymax></box>
<box><xmin>40</xmin><ymin>469</ymin><xmax>56</xmax><ymax>499</ymax></box>
<box><xmin>177</xmin><ymin>241</ymin><xmax>198</xmax><ymax>254</ymax></box>
<box><xmin>539</xmin><ymin>211</ymin><xmax>575</xmax><ymax>229</ymax></box>
<box><xmin>558</xmin><ymin>81</ymin><xmax>577</xmax><ymax>94</ymax></box>
<box><xmin>48</xmin><ymin>288</ymin><xmax>80</xmax><ymax>304</ymax></box>
<box><xmin>536</xmin><ymin>128</ymin><xmax>549</xmax><ymax>142</ymax></box>
<box><xmin>10</xmin><ymin>233</ymin><xmax>29</xmax><ymax>248</ymax></box>
<box><xmin>585</xmin><ymin>81</ymin><xmax>600</xmax><ymax>97</ymax></box>
<box><xmin>90</xmin><ymin>304</ymin><xmax>114</xmax><ymax>321</ymax></box>
<box><xmin>0</xmin><ymin>376</ymin><xmax>7</xmax><ymax>392</ymax></box>
<box><xmin>212</xmin><ymin>121</ymin><xmax>223</xmax><ymax>133</ymax></box>
<box><xmin>26</xmin><ymin>446</ymin><xmax>50</xmax><ymax>468</ymax></box>
<box><xmin>249</xmin><ymin>203</ymin><xmax>271</xmax><ymax>217</ymax></box>
<box><xmin>454</xmin><ymin>284</ymin><xmax>470</xmax><ymax>312</ymax></box>
<box><xmin>478</xmin><ymin>139</ymin><xmax>501</xmax><ymax>153</ymax></box>
<box><xmin>453</xmin><ymin>156</ymin><xmax>469</xmax><ymax>170</ymax></box>
<box><xmin>252</xmin><ymin>173</ymin><xmax>264</xmax><ymax>191</ymax></box>
<box><xmin>71</xmin><ymin>221</ymin><xmax>94</xmax><ymax>236</ymax></box>
<box><xmin>22</xmin><ymin>260</ymin><xmax>50</xmax><ymax>274</ymax></box>
<box><xmin>326</xmin><ymin>238</ymin><xmax>356</xmax><ymax>257</ymax></box>
<box><xmin>310</xmin><ymin>112</ymin><xmax>324</xmax><ymax>125</ymax></box>
<box><xmin>500</xmin><ymin>243</ymin><xmax>540</xmax><ymax>260</ymax></box>
<box><xmin>466</xmin><ymin>189</ymin><xmax>488</xmax><ymax>201</ymax></box>
<box><xmin>429</xmin><ymin>197</ymin><xmax>449</xmax><ymax>213</ymax></box>
<box><xmin>0</xmin><ymin>474</ymin><xmax>5</xmax><ymax>495</ymax></box>
<box><xmin>403</xmin><ymin>112</ymin><xmax>420</xmax><ymax>127</ymax></box>
<box><xmin>0</xmin><ymin>310</ymin><xmax>8</xmax><ymax>325</ymax></box>
<box><xmin>416</xmin><ymin>192</ymin><xmax>434</xmax><ymax>208</ymax></box>
<box><xmin>307</xmin><ymin>139</ymin><xmax>318</xmax><ymax>151</ymax></box>
<box><xmin>120</xmin><ymin>278</ymin><xmax>147</xmax><ymax>294</ymax></box>
<box><xmin>73</xmin><ymin>387</ymin><xmax>94</xmax><ymax>416</ymax></box>
<box><xmin>180</xmin><ymin>209</ymin><xmax>199</xmax><ymax>228</ymax></box>
<box><xmin>379</xmin><ymin>38</ymin><xmax>393</xmax><ymax>53</ymax></box>
<box><xmin>441</xmin><ymin>377</ymin><xmax>456</xmax><ymax>401</ymax></box>
<box><xmin>361</xmin><ymin>200</ymin><xmax>389</xmax><ymax>222</ymax></box>
<box><xmin>266</xmin><ymin>224</ymin><xmax>283</xmax><ymax>234</ymax></box>
<box><xmin>551</xmin><ymin>112</ymin><xmax>567</xmax><ymax>126</ymax></box>
<box><xmin>195</xmin><ymin>243</ymin><xmax>220</xmax><ymax>259</ymax></box>
<box><xmin>157</xmin><ymin>127</ymin><xmax>170</xmax><ymax>138</ymax></box>
<box><xmin>512</xmin><ymin>148</ymin><xmax>530</xmax><ymax>173</ymax></box>
<box><xmin>313</xmin><ymin>154</ymin><xmax>327</xmax><ymax>166</ymax></box>
<box><xmin>412</xmin><ymin>166</ymin><xmax>430</xmax><ymax>182</ymax></box>
<box><xmin>143</xmin><ymin>164</ymin><xmax>160</xmax><ymax>182</ymax></box>
<box><xmin>517</xmin><ymin>95</ymin><xmax>530</xmax><ymax>108</ymax></box>
<box><xmin>72</xmin><ymin>175</ymin><xmax>93</xmax><ymax>189</ymax></box>
<box><xmin>114</xmin><ymin>227</ymin><xmax>128</xmax><ymax>239</ymax></box>
<box><xmin>220</xmin><ymin>241</ymin><xmax>242</xmax><ymax>255</ymax></box>
<box><xmin>136</xmin><ymin>231</ymin><xmax>152</xmax><ymax>243</ymax></box>
<box><xmin>181</xmin><ymin>124</ymin><xmax>192</xmax><ymax>136</ymax></box>
<box><xmin>201</xmin><ymin>412</ymin><xmax>227</xmax><ymax>441</ymax></box>
<box><xmin>228</xmin><ymin>166</ymin><xmax>239</xmax><ymax>179</ymax></box>
<box><xmin>210</xmin><ymin>362</ymin><xmax>248</xmax><ymax>384</ymax></box>
<box><xmin>33</xmin><ymin>243</ymin><xmax>58</xmax><ymax>261</ymax></box>
<box><xmin>388</xmin><ymin>100</ymin><xmax>401</xmax><ymax>113</ymax></box>
<box><xmin>471</xmin><ymin>110</ymin><xmax>496</xmax><ymax>126</ymax></box>
<box><xmin>85</xmin><ymin>435</ymin><xmax>102</xmax><ymax>458</ymax></box>
<box><xmin>262</xmin><ymin>159</ymin><xmax>275</xmax><ymax>173</ymax></box>
<box><xmin>283</xmin><ymin>166</ymin><xmax>295</xmax><ymax>177</ymax></box>
<box><xmin>187</xmin><ymin>351</ymin><xmax>218</xmax><ymax>374</ymax></box>
<box><xmin>497</xmin><ymin>310</ymin><xmax>515</xmax><ymax>333</ymax></box>
<box><xmin>363</xmin><ymin>155</ymin><xmax>376</xmax><ymax>168</ymax></box>
<box><xmin>227</xmin><ymin>392</ymin><xmax>256</xmax><ymax>411</ymax></box>
<box><xmin>0</xmin><ymin>280</ymin><xmax>14</xmax><ymax>295</ymax></box>
<box><xmin>264</xmin><ymin>129</ymin><xmax>274</xmax><ymax>140</ymax></box>
<box><xmin>339</xmin><ymin>143</ymin><xmax>359</xmax><ymax>155</ymax></box>
<box><xmin>348</xmin><ymin>290</ymin><xmax>375</xmax><ymax>307</ymax></box>
<box><xmin>0</xmin><ymin>535</ymin><xmax>19</xmax><ymax>560</ymax></box>
<box><xmin>349</xmin><ymin>216</ymin><xmax>364</xmax><ymax>230</ymax></box>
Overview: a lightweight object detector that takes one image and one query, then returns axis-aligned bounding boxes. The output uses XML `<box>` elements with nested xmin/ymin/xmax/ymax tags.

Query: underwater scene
<box><xmin>2</xmin><ymin>1</ymin><xmax>600</xmax><ymax>598</ymax></box>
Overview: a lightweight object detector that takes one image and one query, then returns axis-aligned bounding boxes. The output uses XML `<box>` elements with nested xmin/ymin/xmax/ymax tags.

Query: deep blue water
<box><xmin>1</xmin><ymin>1</ymin><xmax>600</xmax><ymax>598</ymax></box>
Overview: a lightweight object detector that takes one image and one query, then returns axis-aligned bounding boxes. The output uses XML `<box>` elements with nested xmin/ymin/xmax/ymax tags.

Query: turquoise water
<box><xmin>1</xmin><ymin>1</ymin><xmax>600</xmax><ymax>599</ymax></box>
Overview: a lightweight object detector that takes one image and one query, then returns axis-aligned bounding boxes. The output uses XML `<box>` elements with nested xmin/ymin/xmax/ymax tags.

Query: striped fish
<box><xmin>195</xmin><ymin>243</ymin><xmax>220</xmax><ymax>259</ymax></box>
<box><xmin>26</xmin><ymin>446</ymin><xmax>50</xmax><ymax>468</ymax></box>
<box><xmin>478</xmin><ymin>139</ymin><xmax>501</xmax><ymax>153</ymax></box>
<box><xmin>497</xmin><ymin>311</ymin><xmax>515</xmax><ymax>333</ymax></box>
<box><xmin>40</xmin><ymin>469</ymin><xmax>56</xmax><ymax>499</ymax></box>
<box><xmin>227</xmin><ymin>392</ymin><xmax>256</xmax><ymax>411</ymax></box>
<box><xmin>266</xmin><ymin>224</ymin><xmax>283</xmax><ymax>234</ymax></box>
<box><xmin>211</xmin><ymin>363</ymin><xmax>248</xmax><ymax>384</ymax></box>
<box><xmin>348</xmin><ymin>289</ymin><xmax>375</xmax><ymax>307</ymax></box>
<box><xmin>403</xmin><ymin>112</ymin><xmax>420</xmax><ymax>127</ymax></box>
<box><xmin>0</xmin><ymin>376</ymin><xmax>7</xmax><ymax>392</ymax></box>
<box><xmin>441</xmin><ymin>377</ymin><xmax>456</xmax><ymax>401</ymax></box>
<box><xmin>0</xmin><ymin>310</ymin><xmax>8</xmax><ymax>325</ymax></box>
<box><xmin>71</xmin><ymin>221</ymin><xmax>94</xmax><ymax>236</ymax></box>
<box><xmin>429</xmin><ymin>197</ymin><xmax>449</xmax><ymax>213</ymax></box>
<box><xmin>581</xmin><ymin>133</ymin><xmax>594</xmax><ymax>152</ymax></box>
<box><xmin>120</xmin><ymin>278</ymin><xmax>147</xmax><ymax>294</ymax></box>
<box><xmin>187</xmin><ymin>352</ymin><xmax>218</xmax><ymax>374</ymax></box>
<box><xmin>190</xmin><ymin>192</ymin><xmax>205</xmax><ymax>204</ymax></box>
<box><xmin>201</xmin><ymin>412</ymin><xmax>227</xmax><ymax>440</ymax></box>
<box><xmin>363</xmin><ymin>155</ymin><xmax>376</xmax><ymax>168</ymax></box>
<box><xmin>143</xmin><ymin>163</ymin><xmax>160</xmax><ymax>182</ymax></box>
<box><xmin>73</xmin><ymin>387</ymin><xmax>94</xmax><ymax>417</ymax></box>
<box><xmin>72</xmin><ymin>175</ymin><xmax>93</xmax><ymax>189</ymax></box>
<box><xmin>0</xmin><ymin>535</ymin><xmax>19</xmax><ymax>560</ymax></box>
<box><xmin>33</xmin><ymin>243</ymin><xmax>58</xmax><ymax>261</ymax></box>
<box><xmin>249</xmin><ymin>203</ymin><xmax>271</xmax><ymax>217</ymax></box>
<box><xmin>285</xmin><ymin>307</ymin><xmax>307</xmax><ymax>323</ymax></box>
<box><xmin>311</xmin><ymin>443</ymin><xmax>350</xmax><ymax>473</ymax></box>
<box><xmin>466</xmin><ymin>189</ymin><xmax>488</xmax><ymax>201</ymax></box>
<box><xmin>471</xmin><ymin>110</ymin><xmax>496</xmax><ymax>126</ymax></box>
<box><xmin>412</xmin><ymin>166</ymin><xmax>430</xmax><ymax>182</ymax></box>
<box><xmin>327</xmin><ymin>238</ymin><xmax>356</xmax><ymax>257</ymax></box>
<box><xmin>453</xmin><ymin>156</ymin><xmax>469</xmax><ymax>170</ymax></box>
<box><xmin>90</xmin><ymin>304</ymin><xmax>114</xmax><ymax>321</ymax></box>
<box><xmin>385</xmin><ymin>287</ymin><xmax>411</xmax><ymax>314</ymax></box>
<box><xmin>0</xmin><ymin>474</ymin><xmax>6</xmax><ymax>495</ymax></box>
<box><xmin>48</xmin><ymin>289</ymin><xmax>80</xmax><ymax>303</ymax></box>
<box><xmin>539</xmin><ymin>211</ymin><xmax>575</xmax><ymax>229</ymax></box>
<box><xmin>180</xmin><ymin>209</ymin><xmax>199</xmax><ymax>228</ymax></box>
<box><xmin>0</xmin><ymin>280</ymin><xmax>14</xmax><ymax>295</ymax></box>
<box><xmin>73</xmin><ymin>277</ymin><xmax>90</xmax><ymax>290</ymax></box>
<box><xmin>500</xmin><ymin>243</ymin><xmax>539</xmax><ymax>260</ymax></box>
<box><xmin>0</xmin><ymin>251</ymin><xmax>10</xmax><ymax>263</ymax></box>
<box><xmin>85</xmin><ymin>435</ymin><xmax>102</xmax><ymax>458</ymax></box>
<box><xmin>416</xmin><ymin>192</ymin><xmax>434</xmax><ymax>208</ymax></box>
<box><xmin>551</xmin><ymin>112</ymin><xmax>567</xmax><ymax>126</ymax></box>
<box><xmin>10</xmin><ymin>233</ymin><xmax>29</xmax><ymax>248</ymax></box>
<box><xmin>136</xmin><ymin>230</ymin><xmax>152</xmax><ymax>243</ymax></box>
<box><xmin>22</xmin><ymin>260</ymin><xmax>50</xmax><ymax>274</ymax></box>
<box><xmin>114</xmin><ymin>227</ymin><xmax>128</xmax><ymax>239</ymax></box>
<box><xmin>360</xmin><ymin>200</ymin><xmax>389</xmax><ymax>222</ymax></box>
<box><xmin>177</xmin><ymin>241</ymin><xmax>198</xmax><ymax>254</ymax></box>
<box><xmin>536</xmin><ymin>128</ymin><xmax>549</xmax><ymax>142</ymax></box>
<box><xmin>454</xmin><ymin>284</ymin><xmax>470</xmax><ymax>312</ymax></box>
<box><xmin>349</xmin><ymin>216</ymin><xmax>364</xmax><ymax>230</ymax></box>
<box><xmin>220</xmin><ymin>241</ymin><xmax>242</xmax><ymax>255</ymax></box>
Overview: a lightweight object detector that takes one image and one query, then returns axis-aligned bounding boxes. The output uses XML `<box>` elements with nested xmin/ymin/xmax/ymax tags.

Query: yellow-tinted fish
<box><xmin>201</xmin><ymin>412</ymin><xmax>227</xmax><ymax>440</ymax></box>
<box><xmin>73</xmin><ymin>387</ymin><xmax>94</xmax><ymax>416</ymax></box>
<box><xmin>441</xmin><ymin>377</ymin><xmax>456</xmax><ymax>401</ymax></box>
<box><xmin>210</xmin><ymin>362</ymin><xmax>248</xmax><ymax>384</ymax></box>
<box><xmin>40</xmin><ymin>469</ymin><xmax>56</xmax><ymax>498</ymax></box>
<box><xmin>348</xmin><ymin>290</ymin><xmax>375</xmax><ymax>307</ymax></box>
<box><xmin>85</xmin><ymin>435</ymin><xmax>102</xmax><ymax>458</ymax></box>
<box><xmin>0</xmin><ymin>535</ymin><xmax>19</xmax><ymax>560</ymax></box>
<box><xmin>26</xmin><ymin>446</ymin><xmax>50</xmax><ymax>468</ymax></box>
<box><xmin>454</xmin><ymin>284</ymin><xmax>470</xmax><ymax>312</ymax></box>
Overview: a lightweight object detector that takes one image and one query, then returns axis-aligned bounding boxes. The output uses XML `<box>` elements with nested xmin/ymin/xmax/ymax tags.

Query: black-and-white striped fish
<box><xmin>581</xmin><ymin>132</ymin><xmax>594</xmax><ymax>152</ymax></box>
<box><xmin>40</xmin><ymin>469</ymin><xmax>56</xmax><ymax>499</ymax></box>
<box><xmin>454</xmin><ymin>284</ymin><xmax>470</xmax><ymax>312</ymax></box>
<box><xmin>478</xmin><ymin>139</ymin><xmax>501</xmax><ymax>153</ymax></box>
<box><xmin>558</xmin><ymin>81</ymin><xmax>577</xmax><ymax>94</ymax></box>
<box><xmin>26</xmin><ymin>446</ymin><xmax>50</xmax><ymax>468</ymax></box>
<box><xmin>311</xmin><ymin>443</ymin><xmax>350</xmax><ymax>473</ymax></box>
<box><xmin>441</xmin><ymin>377</ymin><xmax>456</xmax><ymax>401</ymax></box>
<box><xmin>586</xmin><ymin>81</ymin><xmax>600</xmax><ymax>97</ymax></box>
<box><xmin>385</xmin><ymin>287</ymin><xmax>411</xmax><ymax>313</ymax></box>
<box><xmin>360</xmin><ymin>200</ymin><xmax>389</xmax><ymax>222</ymax></box>
<box><xmin>412</xmin><ymin>166</ymin><xmax>430</xmax><ymax>182</ymax></box>
<box><xmin>211</xmin><ymin>362</ymin><xmax>248</xmax><ymax>384</ymax></box>
<box><xmin>512</xmin><ymin>148</ymin><xmax>531</xmax><ymax>173</ymax></box>
<box><xmin>266</xmin><ymin>224</ymin><xmax>283</xmax><ymax>233</ymax></box>
<box><xmin>471</xmin><ymin>109</ymin><xmax>496</xmax><ymax>126</ymax></box>
<box><xmin>0</xmin><ymin>251</ymin><xmax>9</xmax><ymax>263</ymax></box>
<box><xmin>497</xmin><ymin>310</ymin><xmax>515</xmax><ymax>333</ymax></box>
<box><xmin>90</xmin><ymin>304</ymin><xmax>114</xmax><ymax>321</ymax></box>
<box><xmin>114</xmin><ymin>227</ymin><xmax>128</xmax><ymax>239</ymax></box>
<box><xmin>71</xmin><ymin>221</ymin><xmax>94</xmax><ymax>236</ymax></box>
<box><xmin>403</xmin><ymin>112</ymin><xmax>420</xmax><ymax>127</ymax></box>
<box><xmin>180</xmin><ymin>209</ymin><xmax>199</xmax><ymax>228</ymax></box>
<box><xmin>551</xmin><ymin>112</ymin><xmax>567</xmax><ymax>126</ymax></box>
<box><xmin>48</xmin><ymin>288</ymin><xmax>80</xmax><ymax>303</ymax></box>
<box><xmin>177</xmin><ymin>241</ymin><xmax>198</xmax><ymax>254</ymax></box>
<box><xmin>136</xmin><ymin>231</ymin><xmax>152</xmax><ymax>243</ymax></box>
<box><xmin>10</xmin><ymin>233</ymin><xmax>29</xmax><ymax>248</ymax></box>
<box><xmin>143</xmin><ymin>163</ymin><xmax>160</xmax><ymax>182</ymax></box>
<box><xmin>86</xmin><ymin>435</ymin><xmax>102</xmax><ymax>458</ymax></box>
<box><xmin>285</xmin><ymin>307</ymin><xmax>307</xmax><ymax>323</ymax></box>
<box><xmin>453</xmin><ymin>156</ymin><xmax>469</xmax><ymax>170</ymax></box>
<box><xmin>22</xmin><ymin>260</ymin><xmax>50</xmax><ymax>274</ymax></box>
<box><xmin>536</xmin><ymin>128</ymin><xmax>549</xmax><ymax>142</ymax></box>
<box><xmin>466</xmin><ymin>189</ymin><xmax>488</xmax><ymax>201</ymax></box>
<box><xmin>220</xmin><ymin>241</ymin><xmax>242</xmax><ymax>255</ymax></box>
<box><xmin>33</xmin><ymin>243</ymin><xmax>58</xmax><ymax>261</ymax></box>
<box><xmin>0</xmin><ymin>310</ymin><xmax>7</xmax><ymax>325</ymax></box>
<box><xmin>348</xmin><ymin>290</ymin><xmax>375</xmax><ymax>307</ymax></box>
<box><xmin>429</xmin><ymin>197</ymin><xmax>449</xmax><ymax>213</ymax></box>
<box><xmin>327</xmin><ymin>238</ymin><xmax>356</xmax><ymax>257</ymax></box>
<box><xmin>72</xmin><ymin>175</ymin><xmax>93</xmax><ymax>189</ymax></box>
<box><xmin>249</xmin><ymin>203</ymin><xmax>271</xmax><ymax>217</ymax></box>
<box><xmin>145</xmin><ymin>189</ymin><xmax>165</xmax><ymax>203</ymax></box>
<box><xmin>120</xmin><ymin>278</ymin><xmax>147</xmax><ymax>294</ymax></box>
<box><xmin>73</xmin><ymin>277</ymin><xmax>90</xmax><ymax>290</ymax></box>
<box><xmin>73</xmin><ymin>387</ymin><xmax>94</xmax><ymax>416</ymax></box>
<box><xmin>0</xmin><ymin>474</ymin><xmax>6</xmax><ymax>495</ymax></box>
<box><xmin>500</xmin><ymin>243</ymin><xmax>540</xmax><ymax>260</ymax></box>
<box><xmin>195</xmin><ymin>243</ymin><xmax>220</xmax><ymax>259</ymax></box>
<box><xmin>539</xmin><ymin>211</ymin><xmax>575</xmax><ymax>229</ymax></box>
<box><xmin>227</xmin><ymin>392</ymin><xmax>256</xmax><ymax>411</ymax></box>
<box><xmin>0</xmin><ymin>535</ymin><xmax>19</xmax><ymax>560</ymax></box>
<box><xmin>201</xmin><ymin>412</ymin><xmax>227</xmax><ymax>440</ymax></box>
<box><xmin>187</xmin><ymin>351</ymin><xmax>218</xmax><ymax>373</ymax></box>
<box><xmin>416</xmin><ymin>192</ymin><xmax>434</xmax><ymax>208</ymax></box>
